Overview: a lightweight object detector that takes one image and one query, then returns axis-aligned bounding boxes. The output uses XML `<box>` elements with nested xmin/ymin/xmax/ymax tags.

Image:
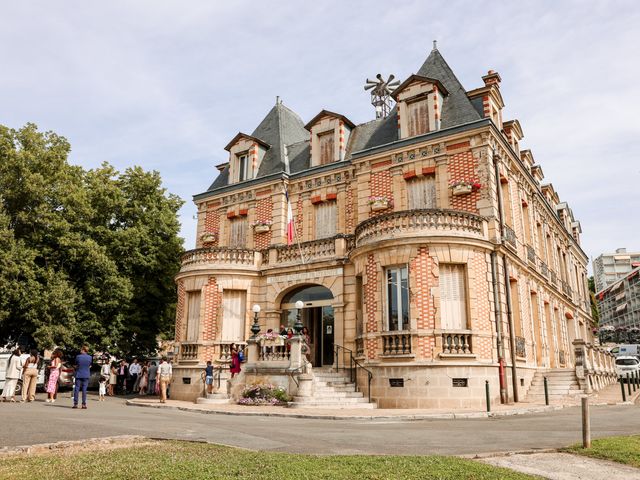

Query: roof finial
<box><xmin>433</xmin><ymin>40</ymin><xmax>438</xmax><ymax>51</ymax></box>
<box><xmin>276</xmin><ymin>95</ymin><xmax>280</xmax><ymax>105</ymax></box>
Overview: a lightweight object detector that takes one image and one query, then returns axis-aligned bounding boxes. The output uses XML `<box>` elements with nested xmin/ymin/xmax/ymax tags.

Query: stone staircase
<box><xmin>524</xmin><ymin>369</ymin><xmax>584</xmax><ymax>404</ymax></box>
<box><xmin>288</xmin><ymin>368</ymin><xmax>377</xmax><ymax>409</ymax></box>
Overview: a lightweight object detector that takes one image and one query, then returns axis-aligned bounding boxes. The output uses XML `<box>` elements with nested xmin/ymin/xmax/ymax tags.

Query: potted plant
<box><xmin>200</xmin><ymin>232</ymin><xmax>217</xmax><ymax>243</ymax></box>
<box><xmin>449</xmin><ymin>179</ymin><xmax>481</xmax><ymax>196</ymax></box>
<box><xmin>252</xmin><ymin>219</ymin><xmax>272</xmax><ymax>233</ymax></box>
<box><xmin>368</xmin><ymin>196</ymin><xmax>391</xmax><ymax>212</ymax></box>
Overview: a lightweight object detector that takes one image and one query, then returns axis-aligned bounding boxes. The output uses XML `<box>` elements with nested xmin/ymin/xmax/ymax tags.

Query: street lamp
<box><xmin>251</xmin><ymin>304</ymin><xmax>261</xmax><ymax>338</ymax></box>
<box><xmin>294</xmin><ymin>300</ymin><xmax>304</xmax><ymax>335</ymax></box>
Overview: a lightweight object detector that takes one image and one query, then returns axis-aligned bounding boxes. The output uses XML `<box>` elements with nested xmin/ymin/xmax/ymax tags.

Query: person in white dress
<box><xmin>1</xmin><ymin>348</ymin><xmax>23</xmax><ymax>402</ymax></box>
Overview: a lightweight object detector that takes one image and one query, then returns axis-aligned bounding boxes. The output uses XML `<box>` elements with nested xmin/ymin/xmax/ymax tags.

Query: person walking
<box><xmin>45</xmin><ymin>349</ymin><xmax>63</xmax><ymax>403</ymax></box>
<box><xmin>147</xmin><ymin>361</ymin><xmax>157</xmax><ymax>396</ymax></box>
<box><xmin>138</xmin><ymin>362</ymin><xmax>148</xmax><ymax>395</ymax></box>
<box><xmin>204</xmin><ymin>361</ymin><xmax>214</xmax><ymax>395</ymax></box>
<box><xmin>157</xmin><ymin>356</ymin><xmax>172</xmax><ymax>403</ymax></box>
<box><xmin>72</xmin><ymin>346</ymin><xmax>92</xmax><ymax>409</ymax></box>
<box><xmin>108</xmin><ymin>362</ymin><xmax>117</xmax><ymax>396</ymax></box>
<box><xmin>1</xmin><ymin>348</ymin><xmax>23</xmax><ymax>402</ymax></box>
<box><xmin>116</xmin><ymin>360</ymin><xmax>128</xmax><ymax>395</ymax></box>
<box><xmin>21</xmin><ymin>349</ymin><xmax>40</xmax><ymax>402</ymax></box>
<box><xmin>98</xmin><ymin>377</ymin><xmax>107</xmax><ymax>401</ymax></box>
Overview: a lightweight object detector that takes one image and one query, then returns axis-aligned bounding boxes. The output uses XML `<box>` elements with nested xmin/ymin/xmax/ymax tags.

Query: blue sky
<box><xmin>2</xmin><ymin>1</ymin><xmax>639</xmax><ymax>267</ymax></box>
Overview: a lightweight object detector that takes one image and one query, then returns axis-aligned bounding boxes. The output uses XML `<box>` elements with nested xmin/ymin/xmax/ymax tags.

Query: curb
<box><xmin>126</xmin><ymin>399</ymin><xmax>571</xmax><ymax>421</ymax></box>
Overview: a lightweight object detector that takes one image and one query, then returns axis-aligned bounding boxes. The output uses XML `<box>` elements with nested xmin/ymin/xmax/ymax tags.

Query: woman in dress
<box><xmin>229</xmin><ymin>343</ymin><xmax>241</xmax><ymax>378</ymax></box>
<box><xmin>301</xmin><ymin>327</ymin><xmax>312</xmax><ymax>363</ymax></box>
<box><xmin>138</xmin><ymin>362</ymin><xmax>149</xmax><ymax>395</ymax></box>
<box><xmin>45</xmin><ymin>349</ymin><xmax>62</xmax><ymax>403</ymax></box>
<box><xmin>109</xmin><ymin>362</ymin><xmax>117</xmax><ymax>396</ymax></box>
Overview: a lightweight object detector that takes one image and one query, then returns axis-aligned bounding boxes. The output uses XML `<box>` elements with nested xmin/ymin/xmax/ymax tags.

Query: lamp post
<box><xmin>294</xmin><ymin>300</ymin><xmax>304</xmax><ymax>335</ymax></box>
<box><xmin>251</xmin><ymin>304</ymin><xmax>261</xmax><ymax>338</ymax></box>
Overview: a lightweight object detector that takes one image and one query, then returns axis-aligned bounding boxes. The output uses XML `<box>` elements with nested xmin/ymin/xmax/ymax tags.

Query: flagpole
<box><xmin>284</xmin><ymin>183</ymin><xmax>305</xmax><ymax>265</ymax></box>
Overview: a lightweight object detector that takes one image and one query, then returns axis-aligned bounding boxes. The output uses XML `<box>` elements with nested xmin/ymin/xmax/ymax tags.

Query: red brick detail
<box><xmin>239</xmin><ymin>208</ymin><xmax>248</xmax><ymax>216</ymax></box>
<box><xmin>203</xmin><ymin>209</ymin><xmax>220</xmax><ymax>247</ymax></box>
<box><xmin>227</xmin><ymin>211</ymin><xmax>237</xmax><ymax>219</ymax></box>
<box><xmin>446</xmin><ymin>141</ymin><xmax>471</xmax><ymax>151</ymax></box>
<box><xmin>202</xmin><ymin>277</ymin><xmax>222</xmax><ymax>342</ymax></box>
<box><xmin>403</xmin><ymin>170</ymin><xmax>417</xmax><ymax>180</ymax></box>
<box><xmin>422</xmin><ymin>166</ymin><xmax>436</xmax><ymax>176</ymax></box>
<box><xmin>471</xmin><ymin>251</ymin><xmax>493</xmax><ymax>360</ymax></box>
<box><xmin>409</xmin><ymin>247</ymin><xmax>435</xmax><ymax>359</ymax></box>
<box><xmin>295</xmin><ymin>195</ymin><xmax>303</xmax><ymax>239</ymax></box>
<box><xmin>521</xmin><ymin>198</ymin><xmax>528</xmax><ymax>207</ymax></box>
<box><xmin>372</xmin><ymin>159</ymin><xmax>392</xmax><ymax>169</ymax></box>
<box><xmin>369</xmin><ymin>169</ymin><xmax>393</xmax><ymax>218</ymax></box>
<box><xmin>345</xmin><ymin>185</ymin><xmax>355</xmax><ymax>231</ymax></box>
<box><xmin>175</xmin><ymin>280</ymin><xmax>185</xmax><ymax>341</ymax></box>
<box><xmin>310</xmin><ymin>196</ymin><xmax>322</xmax><ymax>205</ymax></box>
<box><xmin>253</xmin><ymin>196</ymin><xmax>273</xmax><ymax>249</ymax></box>
<box><xmin>364</xmin><ymin>254</ymin><xmax>378</xmax><ymax>359</ymax></box>
<box><xmin>256</xmin><ymin>188</ymin><xmax>271</xmax><ymax>198</ymax></box>
<box><xmin>447</xmin><ymin>150</ymin><xmax>480</xmax><ymax>214</ymax></box>
<box><xmin>326</xmin><ymin>192</ymin><xmax>337</xmax><ymax>201</ymax></box>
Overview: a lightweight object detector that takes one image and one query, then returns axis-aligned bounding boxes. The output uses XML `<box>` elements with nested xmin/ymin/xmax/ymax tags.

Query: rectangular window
<box><xmin>238</xmin><ymin>154</ymin><xmax>248</xmax><ymax>182</ymax></box>
<box><xmin>386</xmin><ymin>266</ymin><xmax>409</xmax><ymax>331</ymax></box>
<box><xmin>229</xmin><ymin>218</ymin><xmax>247</xmax><ymax>248</ymax></box>
<box><xmin>440</xmin><ymin>264</ymin><xmax>467</xmax><ymax>330</ymax></box>
<box><xmin>315</xmin><ymin>202</ymin><xmax>336</xmax><ymax>239</ymax></box>
<box><xmin>407</xmin><ymin>176</ymin><xmax>436</xmax><ymax>209</ymax></box>
<box><xmin>221</xmin><ymin>290</ymin><xmax>247</xmax><ymax>342</ymax></box>
<box><xmin>318</xmin><ymin>131</ymin><xmax>335</xmax><ymax>165</ymax></box>
<box><xmin>407</xmin><ymin>98</ymin><xmax>429</xmax><ymax>136</ymax></box>
<box><xmin>185</xmin><ymin>291</ymin><xmax>201</xmax><ymax>342</ymax></box>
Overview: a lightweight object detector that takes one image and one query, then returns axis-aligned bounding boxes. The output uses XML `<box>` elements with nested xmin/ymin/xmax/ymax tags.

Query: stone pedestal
<box><xmin>296</xmin><ymin>374</ymin><xmax>313</xmax><ymax>398</ymax></box>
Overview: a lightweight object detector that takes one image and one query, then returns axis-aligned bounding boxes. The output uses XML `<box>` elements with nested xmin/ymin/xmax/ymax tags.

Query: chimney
<box><xmin>482</xmin><ymin>70</ymin><xmax>501</xmax><ymax>87</ymax></box>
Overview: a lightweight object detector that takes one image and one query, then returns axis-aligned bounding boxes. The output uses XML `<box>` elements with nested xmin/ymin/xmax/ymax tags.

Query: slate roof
<box><xmin>203</xmin><ymin>47</ymin><xmax>481</xmax><ymax>195</ymax></box>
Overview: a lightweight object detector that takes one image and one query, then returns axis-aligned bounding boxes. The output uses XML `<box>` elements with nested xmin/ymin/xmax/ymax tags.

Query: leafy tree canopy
<box><xmin>0</xmin><ymin>123</ymin><xmax>184</xmax><ymax>356</ymax></box>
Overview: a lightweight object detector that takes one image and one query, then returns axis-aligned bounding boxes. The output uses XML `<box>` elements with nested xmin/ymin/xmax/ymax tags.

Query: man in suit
<box><xmin>73</xmin><ymin>346</ymin><xmax>92</xmax><ymax>409</ymax></box>
<box><xmin>116</xmin><ymin>359</ymin><xmax>128</xmax><ymax>395</ymax></box>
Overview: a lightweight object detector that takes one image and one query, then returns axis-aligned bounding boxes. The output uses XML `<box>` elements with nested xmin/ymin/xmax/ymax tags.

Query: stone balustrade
<box><xmin>441</xmin><ymin>331</ymin><xmax>473</xmax><ymax>355</ymax></box>
<box><xmin>180</xmin><ymin>247</ymin><xmax>257</xmax><ymax>270</ymax></box>
<box><xmin>275</xmin><ymin>237</ymin><xmax>338</xmax><ymax>264</ymax></box>
<box><xmin>573</xmin><ymin>339</ymin><xmax>617</xmax><ymax>394</ymax></box>
<box><xmin>381</xmin><ymin>332</ymin><xmax>412</xmax><ymax>356</ymax></box>
<box><xmin>180</xmin><ymin>343</ymin><xmax>198</xmax><ymax>361</ymax></box>
<box><xmin>355</xmin><ymin>209</ymin><xmax>487</xmax><ymax>248</ymax></box>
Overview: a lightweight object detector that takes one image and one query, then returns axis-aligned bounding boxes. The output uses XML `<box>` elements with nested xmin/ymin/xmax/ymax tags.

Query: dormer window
<box><xmin>391</xmin><ymin>74</ymin><xmax>448</xmax><ymax>140</ymax></box>
<box><xmin>237</xmin><ymin>153</ymin><xmax>249</xmax><ymax>182</ymax></box>
<box><xmin>305</xmin><ymin>110</ymin><xmax>355</xmax><ymax>167</ymax></box>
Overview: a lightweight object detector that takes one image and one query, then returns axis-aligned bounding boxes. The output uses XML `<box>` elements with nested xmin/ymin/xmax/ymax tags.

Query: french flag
<box><xmin>286</xmin><ymin>189</ymin><xmax>294</xmax><ymax>245</ymax></box>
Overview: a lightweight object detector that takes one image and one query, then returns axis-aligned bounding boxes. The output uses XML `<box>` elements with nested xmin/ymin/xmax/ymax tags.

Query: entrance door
<box><xmin>280</xmin><ymin>285</ymin><xmax>334</xmax><ymax>367</ymax></box>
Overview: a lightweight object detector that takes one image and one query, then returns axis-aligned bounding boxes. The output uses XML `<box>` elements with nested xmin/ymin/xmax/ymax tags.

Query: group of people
<box><xmin>2</xmin><ymin>346</ymin><xmax>175</xmax><ymax>406</ymax></box>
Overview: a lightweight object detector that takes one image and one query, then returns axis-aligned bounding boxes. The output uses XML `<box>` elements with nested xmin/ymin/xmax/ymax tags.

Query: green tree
<box><xmin>0</xmin><ymin>124</ymin><xmax>183</xmax><ymax>355</ymax></box>
<box><xmin>588</xmin><ymin>276</ymin><xmax>600</xmax><ymax>324</ymax></box>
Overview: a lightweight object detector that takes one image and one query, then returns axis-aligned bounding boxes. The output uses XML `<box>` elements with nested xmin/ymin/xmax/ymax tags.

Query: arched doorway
<box><xmin>281</xmin><ymin>285</ymin><xmax>334</xmax><ymax>367</ymax></box>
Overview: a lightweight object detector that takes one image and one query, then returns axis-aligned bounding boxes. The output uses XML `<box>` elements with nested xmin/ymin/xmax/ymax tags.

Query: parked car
<box><xmin>615</xmin><ymin>356</ymin><xmax>640</xmax><ymax>380</ymax></box>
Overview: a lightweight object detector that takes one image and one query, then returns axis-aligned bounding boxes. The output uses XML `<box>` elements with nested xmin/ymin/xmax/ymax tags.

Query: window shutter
<box><xmin>407</xmin><ymin>176</ymin><xmax>436</xmax><ymax>209</ymax></box>
<box><xmin>186</xmin><ymin>291</ymin><xmax>201</xmax><ymax>342</ymax></box>
<box><xmin>221</xmin><ymin>290</ymin><xmax>247</xmax><ymax>342</ymax></box>
<box><xmin>315</xmin><ymin>202</ymin><xmax>336</xmax><ymax>239</ymax></box>
<box><xmin>229</xmin><ymin>218</ymin><xmax>247</xmax><ymax>248</ymax></box>
<box><xmin>319</xmin><ymin>132</ymin><xmax>335</xmax><ymax>165</ymax></box>
<box><xmin>440</xmin><ymin>264</ymin><xmax>467</xmax><ymax>330</ymax></box>
<box><xmin>407</xmin><ymin>99</ymin><xmax>429</xmax><ymax>136</ymax></box>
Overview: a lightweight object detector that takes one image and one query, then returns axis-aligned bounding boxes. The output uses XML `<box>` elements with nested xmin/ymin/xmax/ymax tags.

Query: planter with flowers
<box><xmin>368</xmin><ymin>196</ymin><xmax>392</xmax><ymax>212</ymax></box>
<box><xmin>200</xmin><ymin>232</ymin><xmax>217</xmax><ymax>244</ymax></box>
<box><xmin>252</xmin><ymin>219</ymin><xmax>272</xmax><ymax>233</ymax></box>
<box><xmin>450</xmin><ymin>179</ymin><xmax>481</xmax><ymax>196</ymax></box>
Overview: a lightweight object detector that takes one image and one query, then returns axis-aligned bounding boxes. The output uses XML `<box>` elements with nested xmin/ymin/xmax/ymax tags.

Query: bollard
<box><xmin>627</xmin><ymin>373</ymin><xmax>632</xmax><ymax>396</ymax></box>
<box><xmin>620</xmin><ymin>377</ymin><xmax>627</xmax><ymax>402</ymax></box>
<box><xmin>485</xmin><ymin>380</ymin><xmax>491</xmax><ymax>413</ymax></box>
<box><xmin>633</xmin><ymin>372</ymin><xmax>637</xmax><ymax>393</ymax></box>
<box><xmin>543</xmin><ymin>376</ymin><xmax>549</xmax><ymax>406</ymax></box>
<box><xmin>581</xmin><ymin>396</ymin><xmax>591</xmax><ymax>448</ymax></box>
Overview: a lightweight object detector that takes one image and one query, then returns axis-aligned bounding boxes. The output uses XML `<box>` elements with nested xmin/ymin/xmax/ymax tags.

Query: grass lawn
<box><xmin>563</xmin><ymin>435</ymin><xmax>640</xmax><ymax>468</ymax></box>
<box><xmin>0</xmin><ymin>439</ymin><xmax>539</xmax><ymax>480</ymax></box>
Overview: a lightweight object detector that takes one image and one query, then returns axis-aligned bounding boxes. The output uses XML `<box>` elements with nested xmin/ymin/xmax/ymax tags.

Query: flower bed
<box><xmin>238</xmin><ymin>384</ymin><xmax>291</xmax><ymax>406</ymax></box>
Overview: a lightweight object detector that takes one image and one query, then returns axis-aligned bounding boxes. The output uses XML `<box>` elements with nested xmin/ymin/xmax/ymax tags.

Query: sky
<box><xmin>2</xmin><ymin>0</ymin><xmax>639</xmax><ymax>268</ymax></box>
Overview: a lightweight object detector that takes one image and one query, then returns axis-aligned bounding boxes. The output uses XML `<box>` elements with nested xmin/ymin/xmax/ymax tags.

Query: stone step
<box><xmin>314</xmin><ymin>391</ymin><xmax>363</xmax><ymax>399</ymax></box>
<box><xmin>288</xmin><ymin>401</ymin><xmax>376</xmax><ymax>409</ymax></box>
<box><xmin>314</xmin><ymin>385</ymin><xmax>357</xmax><ymax>393</ymax></box>
<box><xmin>292</xmin><ymin>394</ymin><xmax>369</xmax><ymax>403</ymax></box>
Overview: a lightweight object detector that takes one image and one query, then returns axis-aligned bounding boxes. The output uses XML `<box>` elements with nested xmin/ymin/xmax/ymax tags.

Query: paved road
<box><xmin>2</xmin><ymin>394</ymin><xmax>639</xmax><ymax>455</ymax></box>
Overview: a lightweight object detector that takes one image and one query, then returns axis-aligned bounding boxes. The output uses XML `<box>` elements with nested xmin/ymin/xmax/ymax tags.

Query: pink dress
<box><xmin>230</xmin><ymin>351</ymin><xmax>241</xmax><ymax>374</ymax></box>
<box><xmin>46</xmin><ymin>358</ymin><xmax>61</xmax><ymax>394</ymax></box>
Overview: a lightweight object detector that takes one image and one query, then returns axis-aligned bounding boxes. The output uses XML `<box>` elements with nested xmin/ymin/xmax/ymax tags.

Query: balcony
<box><xmin>180</xmin><ymin>247</ymin><xmax>259</xmax><ymax>272</ymax></box>
<box><xmin>539</xmin><ymin>261</ymin><xmax>549</xmax><ymax>278</ymax></box>
<box><xmin>440</xmin><ymin>331</ymin><xmax>473</xmax><ymax>356</ymax></box>
<box><xmin>355</xmin><ymin>209</ymin><xmax>487</xmax><ymax>249</ymax></box>
<box><xmin>526</xmin><ymin>245</ymin><xmax>536</xmax><ymax>264</ymax></box>
<box><xmin>502</xmin><ymin>224</ymin><xmax>517</xmax><ymax>249</ymax></box>
<box><xmin>381</xmin><ymin>332</ymin><xmax>413</xmax><ymax>356</ymax></box>
<box><xmin>179</xmin><ymin>343</ymin><xmax>198</xmax><ymax>362</ymax></box>
<box><xmin>269</xmin><ymin>235</ymin><xmax>352</xmax><ymax>266</ymax></box>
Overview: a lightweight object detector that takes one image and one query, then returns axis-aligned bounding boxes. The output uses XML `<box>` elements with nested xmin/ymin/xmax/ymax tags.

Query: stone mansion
<box><xmin>171</xmin><ymin>46</ymin><xmax>596</xmax><ymax>408</ymax></box>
